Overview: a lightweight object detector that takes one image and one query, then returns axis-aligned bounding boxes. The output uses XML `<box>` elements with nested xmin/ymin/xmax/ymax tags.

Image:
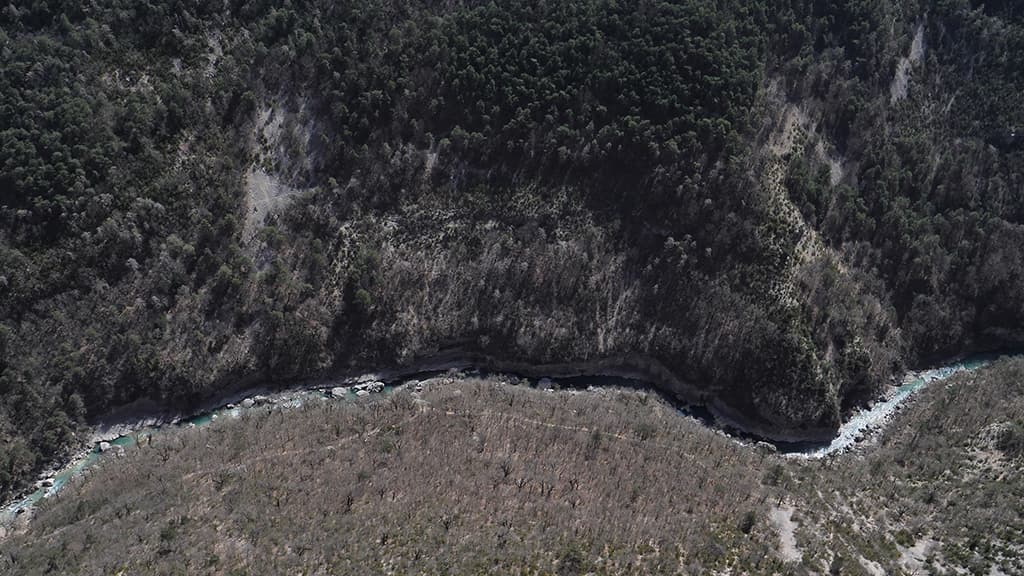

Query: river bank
<box><xmin>1</xmin><ymin>352</ymin><xmax>1012</xmax><ymax>530</ymax></box>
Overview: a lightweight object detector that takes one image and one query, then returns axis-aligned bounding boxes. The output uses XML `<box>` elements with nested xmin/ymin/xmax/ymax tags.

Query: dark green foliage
<box><xmin>779</xmin><ymin>0</ymin><xmax>1024</xmax><ymax>361</ymax></box>
<box><xmin>0</xmin><ymin>0</ymin><xmax>1022</xmax><ymax>505</ymax></box>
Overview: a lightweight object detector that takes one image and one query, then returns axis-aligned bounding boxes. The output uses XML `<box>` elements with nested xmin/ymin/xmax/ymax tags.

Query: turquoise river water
<box><xmin>0</xmin><ymin>355</ymin><xmax>1012</xmax><ymax>525</ymax></box>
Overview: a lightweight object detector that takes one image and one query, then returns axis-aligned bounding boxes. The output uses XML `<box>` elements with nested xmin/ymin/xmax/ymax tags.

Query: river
<box><xmin>0</xmin><ymin>353</ymin><xmax>1011</xmax><ymax>526</ymax></box>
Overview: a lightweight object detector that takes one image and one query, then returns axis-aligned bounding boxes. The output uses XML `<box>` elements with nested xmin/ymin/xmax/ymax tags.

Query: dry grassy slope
<box><xmin>797</xmin><ymin>357</ymin><xmax>1024</xmax><ymax>576</ymax></box>
<box><xmin>2</xmin><ymin>359</ymin><xmax>1021</xmax><ymax>575</ymax></box>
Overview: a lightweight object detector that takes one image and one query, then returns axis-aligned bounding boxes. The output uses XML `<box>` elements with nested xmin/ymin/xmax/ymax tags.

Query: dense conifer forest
<box><xmin>1</xmin><ymin>0</ymin><xmax>1023</xmax><ymax>501</ymax></box>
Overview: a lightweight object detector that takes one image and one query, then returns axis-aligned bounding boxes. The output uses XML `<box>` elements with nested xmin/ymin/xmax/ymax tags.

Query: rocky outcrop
<box><xmin>352</xmin><ymin>381</ymin><xmax>384</xmax><ymax>394</ymax></box>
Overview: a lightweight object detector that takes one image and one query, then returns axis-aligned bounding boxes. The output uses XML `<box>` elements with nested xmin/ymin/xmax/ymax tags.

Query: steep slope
<box><xmin>1</xmin><ymin>0</ymin><xmax>1023</xmax><ymax>501</ymax></box>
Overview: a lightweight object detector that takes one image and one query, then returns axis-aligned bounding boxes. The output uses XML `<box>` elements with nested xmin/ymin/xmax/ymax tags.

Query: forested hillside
<box><xmin>2</xmin><ymin>0</ymin><xmax>1023</xmax><ymax>501</ymax></box>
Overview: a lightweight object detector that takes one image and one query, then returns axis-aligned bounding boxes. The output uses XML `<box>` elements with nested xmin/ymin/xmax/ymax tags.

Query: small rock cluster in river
<box><xmin>327</xmin><ymin>381</ymin><xmax>385</xmax><ymax>398</ymax></box>
<box><xmin>97</xmin><ymin>441</ymin><xmax>125</xmax><ymax>457</ymax></box>
<box><xmin>356</xmin><ymin>381</ymin><xmax>385</xmax><ymax>396</ymax></box>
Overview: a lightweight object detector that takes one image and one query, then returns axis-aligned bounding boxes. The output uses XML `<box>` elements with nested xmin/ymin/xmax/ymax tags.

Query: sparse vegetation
<box><xmin>0</xmin><ymin>379</ymin><xmax>786</xmax><ymax>574</ymax></box>
<box><xmin>3</xmin><ymin>359</ymin><xmax>1023</xmax><ymax>573</ymax></box>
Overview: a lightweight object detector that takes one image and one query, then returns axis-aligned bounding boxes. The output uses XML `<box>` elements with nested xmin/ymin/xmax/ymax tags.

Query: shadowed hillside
<box><xmin>1</xmin><ymin>0</ymin><xmax>1023</xmax><ymax>503</ymax></box>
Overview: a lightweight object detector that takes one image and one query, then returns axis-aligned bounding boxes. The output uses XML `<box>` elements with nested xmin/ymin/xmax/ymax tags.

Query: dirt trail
<box><xmin>770</xmin><ymin>503</ymin><xmax>802</xmax><ymax>563</ymax></box>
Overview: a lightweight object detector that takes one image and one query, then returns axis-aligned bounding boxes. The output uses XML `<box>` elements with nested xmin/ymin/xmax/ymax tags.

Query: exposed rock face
<box><xmin>353</xmin><ymin>381</ymin><xmax>385</xmax><ymax>394</ymax></box>
<box><xmin>890</xmin><ymin>22</ymin><xmax>926</xmax><ymax>104</ymax></box>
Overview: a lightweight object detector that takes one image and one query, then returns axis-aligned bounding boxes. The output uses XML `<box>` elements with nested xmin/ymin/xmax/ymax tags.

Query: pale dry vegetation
<box><xmin>3</xmin><ymin>359</ymin><xmax>1023</xmax><ymax>575</ymax></box>
<box><xmin>0</xmin><ymin>378</ymin><xmax>789</xmax><ymax>575</ymax></box>
<box><xmin>793</xmin><ymin>359</ymin><xmax>1024</xmax><ymax>575</ymax></box>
